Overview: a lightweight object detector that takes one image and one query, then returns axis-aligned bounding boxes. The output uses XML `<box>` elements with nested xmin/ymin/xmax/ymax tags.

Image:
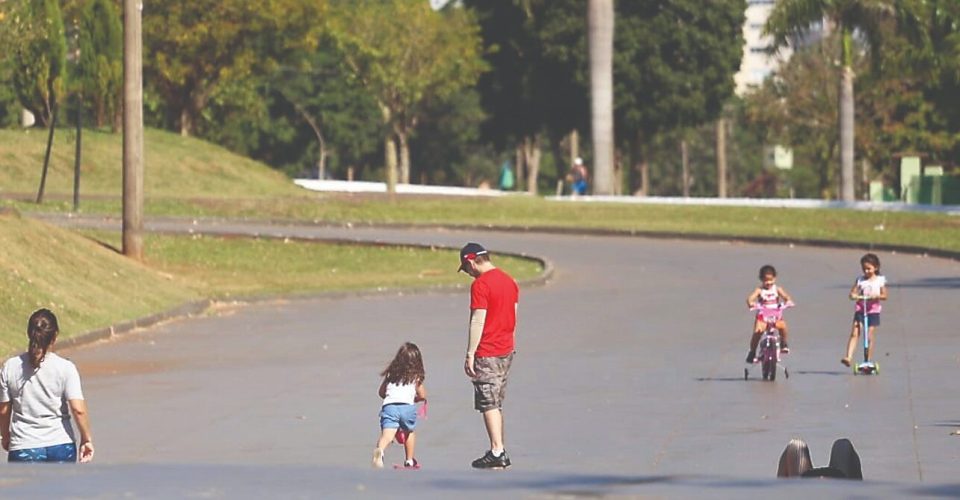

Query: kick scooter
<box><xmin>854</xmin><ymin>295</ymin><xmax>879</xmax><ymax>375</ymax></box>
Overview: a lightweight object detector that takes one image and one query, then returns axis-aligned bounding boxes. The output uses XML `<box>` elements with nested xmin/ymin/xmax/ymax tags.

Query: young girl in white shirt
<box><xmin>372</xmin><ymin>342</ymin><xmax>426</xmax><ymax>469</ymax></box>
<box><xmin>842</xmin><ymin>253</ymin><xmax>888</xmax><ymax>366</ymax></box>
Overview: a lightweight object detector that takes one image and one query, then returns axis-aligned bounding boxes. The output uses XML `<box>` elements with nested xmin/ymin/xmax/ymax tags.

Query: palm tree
<box><xmin>764</xmin><ymin>0</ymin><xmax>897</xmax><ymax>202</ymax></box>
<box><xmin>588</xmin><ymin>0</ymin><xmax>614</xmax><ymax>195</ymax></box>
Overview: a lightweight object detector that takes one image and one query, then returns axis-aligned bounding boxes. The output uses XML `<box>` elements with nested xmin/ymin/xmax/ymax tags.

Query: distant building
<box><xmin>734</xmin><ymin>0</ymin><xmax>826</xmax><ymax>96</ymax></box>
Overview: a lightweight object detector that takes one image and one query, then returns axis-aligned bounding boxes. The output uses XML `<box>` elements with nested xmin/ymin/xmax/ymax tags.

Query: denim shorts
<box><xmin>379</xmin><ymin>403</ymin><xmax>417</xmax><ymax>431</ymax></box>
<box><xmin>8</xmin><ymin>443</ymin><xmax>77</xmax><ymax>463</ymax></box>
<box><xmin>473</xmin><ymin>353</ymin><xmax>514</xmax><ymax>412</ymax></box>
<box><xmin>853</xmin><ymin>312</ymin><xmax>881</xmax><ymax>327</ymax></box>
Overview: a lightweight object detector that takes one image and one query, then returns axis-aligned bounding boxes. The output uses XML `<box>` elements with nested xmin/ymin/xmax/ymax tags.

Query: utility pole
<box><xmin>122</xmin><ymin>0</ymin><xmax>144</xmax><ymax>260</ymax></box>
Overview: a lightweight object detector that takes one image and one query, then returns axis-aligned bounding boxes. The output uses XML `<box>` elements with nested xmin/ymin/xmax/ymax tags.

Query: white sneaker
<box><xmin>372</xmin><ymin>448</ymin><xmax>384</xmax><ymax>468</ymax></box>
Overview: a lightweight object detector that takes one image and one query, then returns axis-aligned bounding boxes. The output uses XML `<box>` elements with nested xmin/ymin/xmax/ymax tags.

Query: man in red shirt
<box><xmin>458</xmin><ymin>242</ymin><xmax>519</xmax><ymax>469</ymax></box>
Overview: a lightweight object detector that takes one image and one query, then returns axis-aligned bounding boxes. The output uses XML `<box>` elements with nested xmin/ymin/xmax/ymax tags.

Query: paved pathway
<box><xmin>4</xmin><ymin>217</ymin><xmax>959</xmax><ymax>497</ymax></box>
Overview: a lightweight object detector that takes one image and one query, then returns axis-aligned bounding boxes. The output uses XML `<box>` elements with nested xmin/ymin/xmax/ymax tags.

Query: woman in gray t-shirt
<box><xmin>0</xmin><ymin>309</ymin><xmax>94</xmax><ymax>463</ymax></box>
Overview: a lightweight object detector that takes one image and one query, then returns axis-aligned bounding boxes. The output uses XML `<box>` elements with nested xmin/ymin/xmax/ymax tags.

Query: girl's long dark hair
<box><xmin>381</xmin><ymin>342</ymin><xmax>425</xmax><ymax>385</ymax></box>
<box><xmin>27</xmin><ymin>308</ymin><xmax>59</xmax><ymax>368</ymax></box>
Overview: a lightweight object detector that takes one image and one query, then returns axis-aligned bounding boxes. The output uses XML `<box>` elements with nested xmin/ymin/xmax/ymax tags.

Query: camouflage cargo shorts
<box><xmin>472</xmin><ymin>352</ymin><xmax>514</xmax><ymax>412</ymax></box>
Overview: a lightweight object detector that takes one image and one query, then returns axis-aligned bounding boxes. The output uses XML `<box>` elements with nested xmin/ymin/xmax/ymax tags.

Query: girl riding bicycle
<box><xmin>746</xmin><ymin>264</ymin><xmax>794</xmax><ymax>363</ymax></box>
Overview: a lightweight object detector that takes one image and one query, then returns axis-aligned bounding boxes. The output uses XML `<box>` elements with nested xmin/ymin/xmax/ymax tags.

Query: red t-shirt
<box><xmin>471</xmin><ymin>267</ymin><xmax>519</xmax><ymax>357</ymax></box>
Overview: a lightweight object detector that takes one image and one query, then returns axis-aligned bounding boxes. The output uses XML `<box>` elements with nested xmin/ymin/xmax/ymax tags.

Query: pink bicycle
<box><xmin>745</xmin><ymin>302</ymin><xmax>793</xmax><ymax>381</ymax></box>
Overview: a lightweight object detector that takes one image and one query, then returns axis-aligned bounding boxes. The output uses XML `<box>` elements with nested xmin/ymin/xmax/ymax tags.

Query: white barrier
<box><xmin>546</xmin><ymin>195</ymin><xmax>960</xmax><ymax>215</ymax></box>
<box><xmin>294</xmin><ymin>179</ymin><xmax>959</xmax><ymax>215</ymax></box>
<box><xmin>294</xmin><ymin>179</ymin><xmax>515</xmax><ymax>197</ymax></box>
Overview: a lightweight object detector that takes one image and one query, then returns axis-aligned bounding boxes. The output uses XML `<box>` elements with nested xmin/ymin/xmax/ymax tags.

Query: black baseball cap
<box><xmin>458</xmin><ymin>242</ymin><xmax>488</xmax><ymax>272</ymax></box>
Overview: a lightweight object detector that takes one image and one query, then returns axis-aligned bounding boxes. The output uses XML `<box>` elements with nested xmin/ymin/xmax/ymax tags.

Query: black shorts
<box><xmin>853</xmin><ymin>312</ymin><xmax>880</xmax><ymax>327</ymax></box>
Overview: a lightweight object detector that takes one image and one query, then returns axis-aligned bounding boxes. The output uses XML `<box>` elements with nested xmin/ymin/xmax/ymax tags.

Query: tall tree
<box><xmin>76</xmin><ymin>0</ymin><xmax>123</xmax><ymax>130</ymax></box>
<box><xmin>3</xmin><ymin>0</ymin><xmax>67</xmax><ymax>127</ymax></box>
<box><xmin>743</xmin><ymin>35</ymin><xmax>844</xmax><ymax>198</ymax></box>
<box><xmin>326</xmin><ymin>0</ymin><xmax>486</xmax><ymax>192</ymax></box>
<box><xmin>467</xmin><ymin>0</ymin><xmax>589</xmax><ymax>194</ymax></box>
<box><xmin>614</xmin><ymin>0</ymin><xmax>743</xmax><ymax>196</ymax></box>
<box><xmin>588</xmin><ymin>0</ymin><xmax>615</xmax><ymax>195</ymax></box>
<box><xmin>143</xmin><ymin>0</ymin><xmax>318</xmax><ymax>137</ymax></box>
<box><xmin>765</xmin><ymin>0</ymin><xmax>904</xmax><ymax>201</ymax></box>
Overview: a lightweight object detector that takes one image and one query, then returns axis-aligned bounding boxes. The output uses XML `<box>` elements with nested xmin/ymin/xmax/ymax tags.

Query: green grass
<box><xmin>84</xmin><ymin>230</ymin><xmax>542</xmax><ymax>299</ymax></box>
<box><xmin>3</xmin><ymin>126</ymin><xmax>957</xmax><ymax>253</ymax></box>
<box><xmin>0</xmin><ymin>211</ymin><xmax>199</xmax><ymax>355</ymax></box>
<box><xmin>14</xmin><ymin>195</ymin><xmax>960</xmax><ymax>253</ymax></box>
<box><xmin>0</xmin><ymin>127</ymin><xmax>301</xmax><ymax>198</ymax></box>
<box><xmin>0</xmin><ymin>211</ymin><xmax>540</xmax><ymax>355</ymax></box>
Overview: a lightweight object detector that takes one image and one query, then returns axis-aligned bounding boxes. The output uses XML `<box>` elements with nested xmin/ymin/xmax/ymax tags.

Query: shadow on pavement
<box><xmin>892</xmin><ymin>277</ymin><xmax>960</xmax><ymax>289</ymax></box>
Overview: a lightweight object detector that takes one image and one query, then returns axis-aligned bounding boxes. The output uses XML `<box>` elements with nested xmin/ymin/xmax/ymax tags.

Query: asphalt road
<box><xmin>4</xmin><ymin>216</ymin><xmax>959</xmax><ymax>498</ymax></box>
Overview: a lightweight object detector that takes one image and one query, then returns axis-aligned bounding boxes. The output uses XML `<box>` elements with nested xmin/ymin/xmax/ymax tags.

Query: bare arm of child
<box><xmin>378</xmin><ymin>378</ymin><xmax>388</xmax><ymax>399</ymax></box>
<box><xmin>877</xmin><ymin>285</ymin><xmax>888</xmax><ymax>301</ymax></box>
<box><xmin>415</xmin><ymin>382</ymin><xmax>427</xmax><ymax>403</ymax></box>
<box><xmin>778</xmin><ymin>287</ymin><xmax>794</xmax><ymax>304</ymax></box>
<box><xmin>849</xmin><ymin>282</ymin><xmax>861</xmax><ymax>300</ymax></box>
<box><xmin>747</xmin><ymin>288</ymin><xmax>761</xmax><ymax>308</ymax></box>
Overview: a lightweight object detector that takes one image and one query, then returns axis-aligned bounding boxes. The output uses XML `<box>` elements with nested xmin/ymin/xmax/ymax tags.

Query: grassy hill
<box><xmin>0</xmin><ymin>210</ymin><xmax>199</xmax><ymax>354</ymax></box>
<box><xmin>0</xmin><ymin>127</ymin><xmax>303</xmax><ymax>198</ymax></box>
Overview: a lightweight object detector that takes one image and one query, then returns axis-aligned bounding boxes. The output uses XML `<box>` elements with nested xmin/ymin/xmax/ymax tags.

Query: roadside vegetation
<box><xmin>2</xmin><ymin>125</ymin><xmax>958</xmax><ymax>254</ymax></box>
<box><xmin>0</xmin><ymin>211</ymin><xmax>540</xmax><ymax>355</ymax></box>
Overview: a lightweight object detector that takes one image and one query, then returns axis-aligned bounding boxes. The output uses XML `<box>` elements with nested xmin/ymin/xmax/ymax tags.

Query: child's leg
<box><xmin>866</xmin><ymin>325</ymin><xmax>877</xmax><ymax>361</ymax></box>
<box><xmin>777</xmin><ymin>320</ymin><xmax>789</xmax><ymax>345</ymax></box>
<box><xmin>750</xmin><ymin>319</ymin><xmax>763</xmax><ymax>352</ymax></box>
<box><xmin>376</xmin><ymin>427</ymin><xmax>398</xmax><ymax>451</ymax></box>
<box><xmin>403</xmin><ymin>431</ymin><xmax>416</xmax><ymax>462</ymax></box>
<box><xmin>843</xmin><ymin>321</ymin><xmax>860</xmax><ymax>364</ymax></box>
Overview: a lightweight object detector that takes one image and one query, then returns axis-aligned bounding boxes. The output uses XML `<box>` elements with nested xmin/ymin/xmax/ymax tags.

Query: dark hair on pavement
<box><xmin>381</xmin><ymin>342</ymin><xmax>425</xmax><ymax>386</ymax></box>
<box><xmin>759</xmin><ymin>264</ymin><xmax>777</xmax><ymax>280</ymax></box>
<box><xmin>860</xmin><ymin>253</ymin><xmax>881</xmax><ymax>274</ymax></box>
<box><xmin>27</xmin><ymin>308</ymin><xmax>59</xmax><ymax>368</ymax></box>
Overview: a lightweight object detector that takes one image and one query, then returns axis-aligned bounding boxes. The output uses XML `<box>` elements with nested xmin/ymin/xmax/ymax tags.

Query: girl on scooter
<box><xmin>842</xmin><ymin>253</ymin><xmax>888</xmax><ymax>367</ymax></box>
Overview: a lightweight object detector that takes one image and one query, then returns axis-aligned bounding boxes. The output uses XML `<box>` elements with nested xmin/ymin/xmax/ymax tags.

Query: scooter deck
<box><xmin>855</xmin><ymin>361</ymin><xmax>879</xmax><ymax>375</ymax></box>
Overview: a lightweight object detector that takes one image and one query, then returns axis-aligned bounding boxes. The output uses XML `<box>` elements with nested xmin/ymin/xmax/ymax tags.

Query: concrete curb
<box><xmin>56</xmin><ymin>300</ymin><xmax>213</xmax><ymax>352</ymax></box>
<box><xmin>145</xmin><ymin>215</ymin><xmax>960</xmax><ymax>263</ymax></box>
<box><xmin>28</xmin><ymin>212</ymin><xmax>960</xmax><ymax>262</ymax></box>
<box><xmin>52</xmin><ymin>232</ymin><xmax>552</xmax><ymax>352</ymax></box>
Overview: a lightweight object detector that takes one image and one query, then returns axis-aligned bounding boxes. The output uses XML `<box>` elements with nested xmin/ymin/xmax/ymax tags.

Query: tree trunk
<box><xmin>180</xmin><ymin>106</ymin><xmax>192</xmax><ymax>137</ymax></box>
<box><xmin>522</xmin><ymin>135</ymin><xmax>541</xmax><ymax>195</ymax></box>
<box><xmin>292</xmin><ymin>102</ymin><xmax>327</xmax><ymax>179</ymax></box>
<box><xmin>632</xmin><ymin>131</ymin><xmax>649</xmax><ymax>196</ymax></box>
<box><xmin>716</xmin><ymin>118</ymin><xmax>727</xmax><ymax>198</ymax></box>
<box><xmin>398</xmin><ymin>130</ymin><xmax>410</xmax><ymax>184</ymax></box>
<box><xmin>839</xmin><ymin>28</ymin><xmax>855</xmax><ymax>202</ymax></box>
<box><xmin>384</xmin><ymin>135</ymin><xmax>398</xmax><ymax>196</ymax></box>
<box><xmin>569</xmin><ymin>129</ymin><xmax>579</xmax><ymax>166</ymax></box>
<box><xmin>37</xmin><ymin>105</ymin><xmax>58</xmax><ymax>204</ymax></box>
<box><xmin>681</xmin><ymin>139</ymin><xmax>690</xmax><ymax>197</ymax></box>
<box><xmin>74</xmin><ymin>96</ymin><xmax>82</xmax><ymax>211</ymax></box>
<box><xmin>588</xmin><ymin>0</ymin><xmax>615</xmax><ymax>195</ymax></box>
<box><xmin>514</xmin><ymin>145</ymin><xmax>525</xmax><ymax>189</ymax></box>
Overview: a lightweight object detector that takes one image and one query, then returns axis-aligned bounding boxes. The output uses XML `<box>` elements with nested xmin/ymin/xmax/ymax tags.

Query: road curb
<box><xmin>52</xmin><ymin>234</ymin><xmax>552</xmax><ymax>353</ymax></box>
<box><xmin>56</xmin><ymin>299</ymin><xmax>213</xmax><ymax>352</ymax></box>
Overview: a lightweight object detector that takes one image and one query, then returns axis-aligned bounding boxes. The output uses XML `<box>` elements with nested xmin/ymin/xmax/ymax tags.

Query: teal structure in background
<box><xmin>893</xmin><ymin>157</ymin><xmax>959</xmax><ymax>205</ymax></box>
